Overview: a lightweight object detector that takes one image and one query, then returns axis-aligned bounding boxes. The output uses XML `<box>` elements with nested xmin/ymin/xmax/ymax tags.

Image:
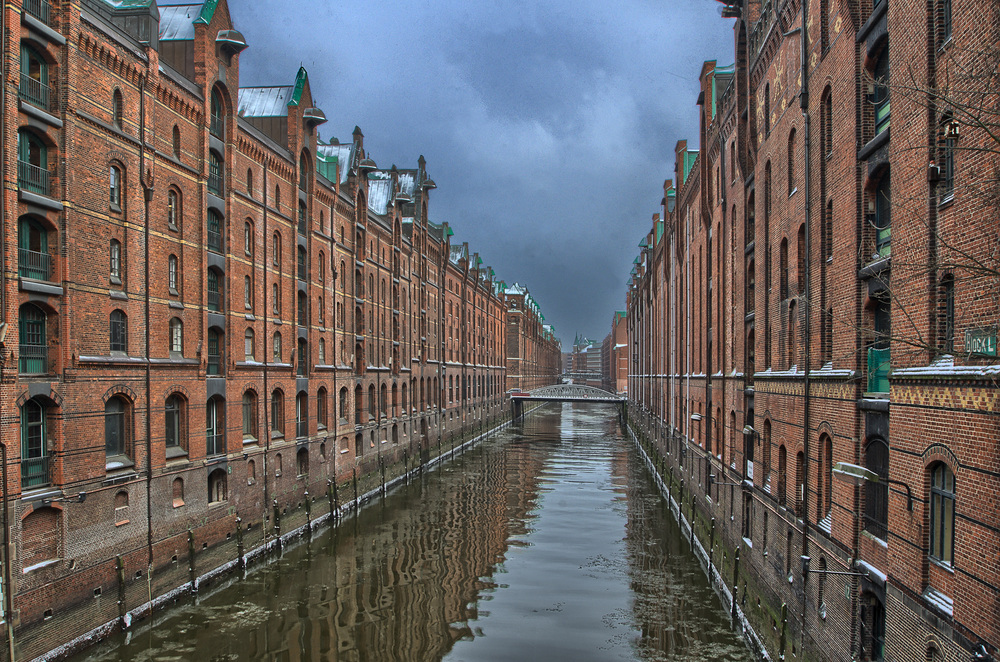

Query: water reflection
<box><xmin>71</xmin><ymin>404</ymin><xmax>748</xmax><ymax>662</ymax></box>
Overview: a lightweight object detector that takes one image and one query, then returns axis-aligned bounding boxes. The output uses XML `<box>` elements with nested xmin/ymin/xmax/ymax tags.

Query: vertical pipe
<box><xmin>799</xmin><ymin>0</ymin><xmax>813</xmax><ymax>626</ymax></box>
<box><xmin>262</xmin><ymin>161</ymin><xmax>270</xmax><ymax>535</ymax></box>
<box><xmin>140</xmin><ymin>73</ymin><xmax>154</xmax><ymax>573</ymax></box>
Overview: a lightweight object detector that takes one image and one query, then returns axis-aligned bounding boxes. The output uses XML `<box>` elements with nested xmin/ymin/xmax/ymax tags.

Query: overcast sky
<box><xmin>208</xmin><ymin>0</ymin><xmax>735</xmax><ymax>346</ymax></box>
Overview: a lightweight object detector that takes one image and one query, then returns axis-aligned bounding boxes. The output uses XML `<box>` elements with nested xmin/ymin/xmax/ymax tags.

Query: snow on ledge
<box><xmin>893</xmin><ymin>354</ymin><xmax>1000</xmax><ymax>379</ymax></box>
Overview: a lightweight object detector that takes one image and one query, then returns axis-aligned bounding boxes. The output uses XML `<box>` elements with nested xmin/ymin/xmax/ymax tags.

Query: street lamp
<box><xmin>832</xmin><ymin>462</ymin><xmax>913</xmax><ymax>511</ymax></box>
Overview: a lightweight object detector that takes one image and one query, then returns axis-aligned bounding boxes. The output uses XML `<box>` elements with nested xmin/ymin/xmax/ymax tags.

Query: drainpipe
<box><xmin>1</xmin><ymin>3</ymin><xmax>14</xmax><ymax>658</ymax></box>
<box><xmin>262</xmin><ymin>161</ymin><xmax>270</xmax><ymax>533</ymax></box>
<box><xmin>685</xmin><ymin>206</ymin><xmax>691</xmax><ymax>476</ymax></box>
<box><xmin>139</xmin><ymin>73</ymin><xmax>154</xmax><ymax>570</ymax></box>
<box><xmin>799</xmin><ymin>0</ymin><xmax>813</xmax><ymax>634</ymax></box>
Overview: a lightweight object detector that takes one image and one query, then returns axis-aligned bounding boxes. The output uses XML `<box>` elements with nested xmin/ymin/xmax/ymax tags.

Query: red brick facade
<box><xmin>627</xmin><ymin>0</ymin><xmax>999</xmax><ymax>660</ymax></box>
<box><xmin>1</xmin><ymin>0</ymin><xmax>559</xmax><ymax>657</ymax></box>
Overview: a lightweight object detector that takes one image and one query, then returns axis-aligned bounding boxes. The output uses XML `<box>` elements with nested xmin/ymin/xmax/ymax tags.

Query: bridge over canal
<box><xmin>509</xmin><ymin>384</ymin><xmax>626</xmax><ymax>419</ymax></box>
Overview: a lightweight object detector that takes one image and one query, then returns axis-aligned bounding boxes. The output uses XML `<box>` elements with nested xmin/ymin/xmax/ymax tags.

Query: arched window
<box><xmin>274</xmin><ymin>184</ymin><xmax>281</xmax><ymax>210</ymax></box>
<box><xmin>763</xmin><ymin>83</ymin><xmax>770</xmax><ymax>136</ymax></box>
<box><xmin>206</xmin><ymin>396</ymin><xmax>225</xmax><ymax>455</ymax></box>
<box><xmin>273</xmin><ymin>331</ymin><xmax>282</xmax><ymax>362</ymax></box>
<box><xmin>167</xmin><ymin>189</ymin><xmax>180</xmax><ymax>229</ymax></box>
<box><xmin>19</xmin><ymin>44</ymin><xmax>50</xmax><ymax>110</ymax></box>
<box><xmin>272</xmin><ymin>231</ymin><xmax>281</xmax><ymax>266</ymax></box>
<box><xmin>929</xmin><ymin>463</ymin><xmax>955</xmax><ymax>565</ymax></box>
<box><xmin>787</xmin><ymin>128</ymin><xmax>797</xmax><ymax>194</ymax></box>
<box><xmin>105</xmin><ymin>396</ymin><xmax>130</xmax><ymax>459</ymax></box>
<box><xmin>271</xmin><ymin>389</ymin><xmax>284</xmax><ymax>437</ymax></box>
<box><xmin>317</xmin><ymin>387</ymin><xmax>328</xmax><ymax>429</ymax></box>
<box><xmin>109</xmin><ymin>164</ymin><xmax>122</xmax><ymax>208</ymax></box>
<box><xmin>210</xmin><ymin>88</ymin><xmax>225</xmax><ymax>138</ymax></box>
<box><xmin>113</xmin><ymin>88</ymin><xmax>123</xmax><ymax>128</ymax></box>
<box><xmin>938</xmin><ymin>114</ymin><xmax>956</xmax><ymax>201</ymax></box>
<box><xmin>779</xmin><ymin>238</ymin><xmax>789</xmax><ymax>300</ymax></box>
<box><xmin>242</xmin><ymin>390</ymin><xmax>258</xmax><ymax>440</ymax></box>
<box><xmin>297</xmin><ymin>291</ymin><xmax>307</xmax><ymax>326</ymax></box>
<box><xmin>778</xmin><ymin>445</ymin><xmax>787</xmax><ymax>506</ymax></box>
<box><xmin>368</xmin><ymin>384</ymin><xmax>376</xmax><ymax>419</ymax></box>
<box><xmin>818</xmin><ymin>434</ymin><xmax>833</xmax><ymax>522</ymax></box>
<box><xmin>297</xmin><ymin>246</ymin><xmax>307</xmax><ymax>280</ymax></box>
<box><xmin>872</xmin><ymin>44</ymin><xmax>890</xmax><ymax>135</ymax></box>
<box><xmin>21</xmin><ymin>398</ymin><xmax>49</xmax><ymax>487</ymax></box>
<box><xmin>296</xmin><ymin>447</ymin><xmax>309</xmax><ymax>476</ymax></box>
<box><xmin>169</xmin><ymin>317</ymin><xmax>182</xmax><ymax>355</ymax></box>
<box><xmin>110</xmin><ymin>310</ymin><xmax>127</xmax><ymax>353</ymax></box>
<box><xmin>110</xmin><ymin>239</ymin><xmax>122</xmax><ymax>283</ymax></box>
<box><xmin>244</xmin><ymin>220</ymin><xmax>253</xmax><ymax>257</ymax></box>
<box><xmin>244</xmin><ymin>328</ymin><xmax>255</xmax><ymax>360</ymax></box>
<box><xmin>208</xmin><ymin>468</ymin><xmax>227</xmax><ymax>503</ymax></box>
<box><xmin>860</xmin><ymin>591</ymin><xmax>885</xmax><ymax>661</ymax></box>
<box><xmin>18</xmin><ymin>217</ymin><xmax>50</xmax><ymax>280</ymax></box>
<box><xmin>172</xmin><ymin>477</ymin><xmax>184</xmax><ymax>507</ymax></box>
<box><xmin>19</xmin><ymin>303</ymin><xmax>47</xmax><ymax>374</ymax></box>
<box><xmin>296</xmin><ymin>338</ymin><xmax>307</xmax><ymax>376</ymax></box>
<box><xmin>296</xmin><ymin>392</ymin><xmax>308</xmax><ymax>438</ymax></box>
<box><xmin>272</xmin><ymin>283</ymin><xmax>280</xmax><ymax>315</ymax></box>
<box><xmin>165</xmin><ymin>394</ymin><xmax>186</xmax><ymax>455</ymax></box>
<box><xmin>168</xmin><ymin>254</ymin><xmax>178</xmax><ymax>293</ymax></box>
<box><xmin>797</xmin><ymin>224</ymin><xmax>806</xmax><ymax>294</ymax></box>
<box><xmin>207</xmin><ymin>327</ymin><xmax>223</xmax><ymax>375</ymax></box>
<box><xmin>298</xmin><ymin>201</ymin><xmax>307</xmax><ymax>235</ymax></box>
<box><xmin>172</xmin><ymin>125</ymin><xmax>181</xmax><ymax>158</ymax></box>
<box><xmin>244</xmin><ymin>275</ymin><xmax>253</xmax><ymax>309</ymax></box>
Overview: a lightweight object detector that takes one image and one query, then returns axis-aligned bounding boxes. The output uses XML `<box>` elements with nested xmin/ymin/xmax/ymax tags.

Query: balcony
<box><xmin>19</xmin><ymin>344</ymin><xmax>47</xmax><ymax>374</ymax></box>
<box><xmin>19</xmin><ymin>73</ymin><xmax>55</xmax><ymax>112</ymax></box>
<box><xmin>22</xmin><ymin>455</ymin><xmax>50</xmax><ymax>488</ymax></box>
<box><xmin>867</xmin><ymin>346</ymin><xmax>890</xmax><ymax>394</ymax></box>
<box><xmin>18</xmin><ymin>160</ymin><xmax>51</xmax><ymax>196</ymax></box>
<box><xmin>23</xmin><ymin>0</ymin><xmax>52</xmax><ymax>26</ymax></box>
<box><xmin>19</xmin><ymin>248</ymin><xmax>51</xmax><ymax>281</ymax></box>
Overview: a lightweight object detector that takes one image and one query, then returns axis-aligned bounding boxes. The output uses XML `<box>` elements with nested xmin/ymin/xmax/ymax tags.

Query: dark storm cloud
<box><xmin>184</xmin><ymin>0</ymin><xmax>735</xmax><ymax>344</ymax></box>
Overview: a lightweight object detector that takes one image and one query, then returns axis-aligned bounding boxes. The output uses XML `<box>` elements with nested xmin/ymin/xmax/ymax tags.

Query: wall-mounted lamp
<box><xmin>690</xmin><ymin>413</ymin><xmax>703</xmax><ymax>422</ymax></box>
<box><xmin>832</xmin><ymin>462</ymin><xmax>912</xmax><ymax>511</ymax></box>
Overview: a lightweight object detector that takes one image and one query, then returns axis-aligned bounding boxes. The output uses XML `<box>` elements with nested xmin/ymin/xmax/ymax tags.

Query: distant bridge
<box><xmin>509</xmin><ymin>384</ymin><xmax>626</xmax><ymax>418</ymax></box>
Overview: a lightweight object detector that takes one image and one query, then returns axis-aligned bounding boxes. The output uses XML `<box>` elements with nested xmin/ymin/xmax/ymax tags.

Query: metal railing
<box><xmin>207</xmin><ymin>354</ymin><xmax>222</xmax><ymax>375</ymax></box>
<box><xmin>207</xmin><ymin>289</ymin><xmax>221</xmax><ymax>311</ymax></box>
<box><xmin>867</xmin><ymin>346</ymin><xmax>890</xmax><ymax>393</ymax></box>
<box><xmin>296</xmin><ymin>421</ymin><xmax>308</xmax><ymax>438</ymax></box>
<box><xmin>206</xmin><ymin>433</ymin><xmax>224</xmax><ymax>456</ymax></box>
<box><xmin>19</xmin><ymin>73</ymin><xmax>55</xmax><ymax>111</ymax></box>
<box><xmin>208</xmin><ymin>169</ymin><xmax>224</xmax><ymax>196</ymax></box>
<box><xmin>23</xmin><ymin>0</ymin><xmax>52</xmax><ymax>25</ymax></box>
<box><xmin>19</xmin><ymin>344</ymin><xmax>48</xmax><ymax>374</ymax></box>
<box><xmin>210</xmin><ymin>114</ymin><xmax>224</xmax><ymax>139</ymax></box>
<box><xmin>18</xmin><ymin>160</ymin><xmax>51</xmax><ymax>196</ymax></box>
<box><xmin>748</xmin><ymin>0</ymin><xmax>774</xmax><ymax>57</ymax></box>
<box><xmin>22</xmin><ymin>455</ymin><xmax>50</xmax><ymax>488</ymax></box>
<box><xmin>19</xmin><ymin>248</ymin><xmax>51</xmax><ymax>281</ymax></box>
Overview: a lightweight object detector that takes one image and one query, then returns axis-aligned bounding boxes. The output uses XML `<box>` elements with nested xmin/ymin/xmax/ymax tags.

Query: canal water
<box><xmin>69</xmin><ymin>403</ymin><xmax>750</xmax><ymax>662</ymax></box>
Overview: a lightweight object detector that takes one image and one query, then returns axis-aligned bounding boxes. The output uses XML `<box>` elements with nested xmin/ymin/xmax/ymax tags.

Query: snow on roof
<box><xmin>317</xmin><ymin>141</ymin><xmax>354</xmax><ymax>184</ymax></box>
<box><xmin>505</xmin><ymin>283</ymin><xmax>525</xmax><ymax>296</ymax></box>
<box><xmin>238</xmin><ymin>86</ymin><xmax>294</xmax><ymax>119</ymax></box>
<box><xmin>366</xmin><ymin>172</ymin><xmax>392</xmax><ymax>215</ymax></box>
<box><xmin>159</xmin><ymin>4</ymin><xmax>199</xmax><ymax>40</ymax></box>
<box><xmin>398</xmin><ymin>172</ymin><xmax>416</xmax><ymax>198</ymax></box>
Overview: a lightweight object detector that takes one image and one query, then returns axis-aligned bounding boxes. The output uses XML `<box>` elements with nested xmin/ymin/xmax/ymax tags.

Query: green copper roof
<box><xmin>639</xmin><ymin>238</ymin><xmax>648</xmax><ymax>248</ymax></box>
<box><xmin>656</xmin><ymin>219</ymin><xmax>664</xmax><ymax>244</ymax></box>
<box><xmin>682</xmin><ymin>150</ymin><xmax>698</xmax><ymax>184</ymax></box>
<box><xmin>288</xmin><ymin>67</ymin><xmax>307</xmax><ymax>107</ymax></box>
<box><xmin>193</xmin><ymin>0</ymin><xmax>218</xmax><ymax>24</ymax></box>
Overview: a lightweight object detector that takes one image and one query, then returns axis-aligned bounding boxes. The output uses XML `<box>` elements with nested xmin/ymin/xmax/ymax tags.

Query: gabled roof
<box><xmin>238</xmin><ymin>86</ymin><xmax>294</xmax><ymax>118</ymax></box>
<box><xmin>367</xmin><ymin>171</ymin><xmax>392</xmax><ymax>215</ymax></box>
<box><xmin>398</xmin><ymin>171</ymin><xmax>416</xmax><ymax>198</ymax></box>
<box><xmin>158</xmin><ymin>4</ymin><xmax>200</xmax><ymax>40</ymax></box>
<box><xmin>317</xmin><ymin>141</ymin><xmax>354</xmax><ymax>185</ymax></box>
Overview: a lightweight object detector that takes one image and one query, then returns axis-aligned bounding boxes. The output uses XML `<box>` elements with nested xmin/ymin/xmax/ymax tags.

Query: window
<box><xmin>208</xmin><ymin>150</ymin><xmax>224</xmax><ymax>195</ymax></box>
<box><xmin>165</xmin><ymin>394</ymin><xmax>186</xmax><ymax>454</ymax></box>
<box><xmin>244</xmin><ymin>275</ymin><xmax>253</xmax><ymax>309</ymax></box>
<box><xmin>274</xmin><ymin>184</ymin><xmax>281</xmax><ymax>210</ymax></box>
<box><xmin>273</xmin><ymin>331</ymin><xmax>282</xmax><ymax>363</ymax></box>
<box><xmin>19</xmin><ymin>44</ymin><xmax>50</xmax><ymax>110</ymax></box>
<box><xmin>298</xmin><ymin>201</ymin><xmax>307</xmax><ymax>236</ymax></box>
<box><xmin>297</xmin><ymin>246</ymin><xmax>307</xmax><ymax>280</ymax></box>
<box><xmin>207</xmin><ymin>269</ymin><xmax>222</xmax><ymax>312</ymax></box>
<box><xmin>929</xmin><ymin>463</ymin><xmax>955</xmax><ymax>565</ymax></box>
<box><xmin>763</xmin><ymin>83</ymin><xmax>770</xmax><ymax>136</ymax></box>
<box><xmin>167</xmin><ymin>190</ymin><xmax>179</xmax><ymax>229</ymax></box>
<box><xmin>247</xmin><ymin>168</ymin><xmax>254</xmax><ymax>196</ymax></box>
<box><xmin>272</xmin><ymin>283</ymin><xmax>280</xmax><ymax>315</ymax></box>
<box><xmin>779</xmin><ymin>239</ymin><xmax>789</xmax><ymax>300</ymax></box>
<box><xmin>296</xmin><ymin>392</ymin><xmax>308</xmax><ymax>438</ymax></box>
<box><xmin>21</xmin><ymin>398</ymin><xmax>49</xmax><ymax>488</ymax></box>
<box><xmin>210</xmin><ymin>89</ymin><xmax>225</xmax><ymax>138</ymax></box>
<box><xmin>172</xmin><ymin>125</ymin><xmax>181</xmax><ymax>158</ymax></box>
<box><xmin>17</xmin><ymin>129</ymin><xmax>49</xmax><ymax>196</ymax></box>
<box><xmin>860</xmin><ymin>592</ymin><xmax>885</xmax><ymax>661</ymax></box>
<box><xmin>110</xmin><ymin>310</ymin><xmax>127</xmax><ymax>353</ymax></box>
<box><xmin>206</xmin><ymin>396</ymin><xmax>225</xmax><ymax>455</ymax></box>
<box><xmin>207</xmin><ymin>209</ymin><xmax>223</xmax><ymax>253</ymax></box>
<box><xmin>938</xmin><ymin>115</ymin><xmax>956</xmax><ymax>201</ymax></box>
<box><xmin>244</xmin><ymin>221</ymin><xmax>253</xmax><ymax>256</ymax></box>
<box><xmin>207</xmin><ymin>328</ymin><xmax>223</xmax><ymax>375</ymax></box>
<box><xmin>110</xmin><ymin>239</ymin><xmax>122</xmax><ymax>283</ymax></box>
<box><xmin>818</xmin><ymin>434</ymin><xmax>833</xmax><ymax>522</ymax></box>
<box><xmin>242</xmin><ymin>390</ymin><xmax>258</xmax><ymax>440</ymax></box>
<box><xmin>935</xmin><ymin>0</ymin><xmax>951</xmax><ymax>49</ymax></box>
<box><xmin>19</xmin><ymin>303</ymin><xmax>47</xmax><ymax>374</ymax></box>
<box><xmin>113</xmin><ymin>88</ymin><xmax>123</xmax><ymax>128</ymax></box>
<box><xmin>862</xmin><ymin>439</ymin><xmax>889</xmax><ymax>539</ymax></box>
<box><xmin>208</xmin><ymin>468</ymin><xmax>227</xmax><ymax>503</ymax></box>
<box><xmin>778</xmin><ymin>445</ymin><xmax>787</xmax><ymax>506</ymax></box>
<box><xmin>317</xmin><ymin>387</ymin><xmax>328</xmax><ymax>429</ymax></box>
<box><xmin>18</xmin><ymin>217</ymin><xmax>50</xmax><ymax>281</ymax></box>
<box><xmin>271</xmin><ymin>390</ymin><xmax>284</xmax><ymax>437</ymax></box>
<box><xmin>339</xmin><ymin>387</ymin><xmax>348</xmax><ymax>420</ymax></box>
<box><xmin>105</xmin><ymin>396</ymin><xmax>129</xmax><ymax>459</ymax></box>
<box><xmin>244</xmin><ymin>328</ymin><xmax>255</xmax><ymax>361</ymax></box>
<box><xmin>797</xmin><ymin>224</ymin><xmax>806</xmax><ymax>295</ymax></box>
<box><xmin>742</xmin><ymin>492</ymin><xmax>753</xmax><ymax>540</ymax></box>
<box><xmin>169</xmin><ymin>317</ymin><xmax>182</xmax><ymax>355</ymax></box>
<box><xmin>297</xmin><ymin>291</ymin><xmax>307</xmax><ymax>326</ymax></box>
<box><xmin>787</xmin><ymin>128</ymin><xmax>797</xmax><ymax>194</ymax></box>
<box><xmin>110</xmin><ymin>164</ymin><xmax>122</xmax><ymax>208</ymax></box>
<box><xmin>318</xmin><ymin>337</ymin><xmax>326</xmax><ymax>363</ymax></box>
<box><xmin>272</xmin><ymin>232</ymin><xmax>281</xmax><ymax>266</ymax></box>
<box><xmin>296</xmin><ymin>447</ymin><xmax>309</xmax><ymax>476</ymax></box>
<box><xmin>297</xmin><ymin>338</ymin><xmax>307</xmax><ymax>376</ymax></box>
<box><xmin>872</xmin><ymin>46</ymin><xmax>890</xmax><ymax>135</ymax></box>
<box><xmin>165</xmin><ymin>255</ymin><xmax>178</xmax><ymax>295</ymax></box>
<box><xmin>172</xmin><ymin>477</ymin><xmax>184</xmax><ymax>507</ymax></box>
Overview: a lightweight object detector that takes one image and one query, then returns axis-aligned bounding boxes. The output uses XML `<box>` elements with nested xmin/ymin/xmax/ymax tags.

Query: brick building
<box><xmin>626</xmin><ymin>0</ymin><xmax>999</xmax><ymax>660</ymax></box>
<box><xmin>601</xmin><ymin>309</ymin><xmax>627</xmax><ymax>395</ymax></box>
<box><xmin>0</xmin><ymin>0</ymin><xmax>558</xmax><ymax>657</ymax></box>
<box><xmin>503</xmin><ymin>283</ymin><xmax>561</xmax><ymax>392</ymax></box>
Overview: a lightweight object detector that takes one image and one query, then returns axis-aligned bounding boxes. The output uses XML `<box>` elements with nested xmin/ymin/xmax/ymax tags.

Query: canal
<box><xmin>69</xmin><ymin>404</ymin><xmax>750</xmax><ymax>662</ymax></box>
